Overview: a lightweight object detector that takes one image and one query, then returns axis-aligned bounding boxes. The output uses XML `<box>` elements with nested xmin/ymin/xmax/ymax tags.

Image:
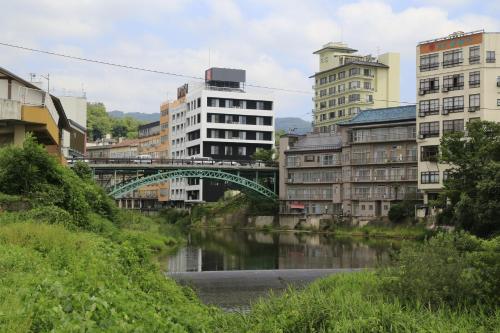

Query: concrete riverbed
<box><xmin>169</xmin><ymin>268</ymin><xmax>363</xmax><ymax>311</ymax></box>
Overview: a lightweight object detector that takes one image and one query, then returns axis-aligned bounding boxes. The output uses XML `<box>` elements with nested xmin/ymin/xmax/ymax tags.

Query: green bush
<box><xmin>381</xmin><ymin>232</ymin><xmax>500</xmax><ymax>307</ymax></box>
<box><xmin>388</xmin><ymin>200</ymin><xmax>418</xmax><ymax>223</ymax></box>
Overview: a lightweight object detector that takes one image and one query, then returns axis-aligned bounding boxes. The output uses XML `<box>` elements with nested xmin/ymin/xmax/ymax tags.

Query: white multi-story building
<box><xmin>168</xmin><ymin>67</ymin><xmax>275</xmax><ymax>203</ymax></box>
<box><xmin>416</xmin><ymin>30</ymin><xmax>500</xmax><ymax>209</ymax></box>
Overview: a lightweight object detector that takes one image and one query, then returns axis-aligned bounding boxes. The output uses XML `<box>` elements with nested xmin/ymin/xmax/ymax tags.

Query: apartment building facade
<box><xmin>279</xmin><ymin>105</ymin><xmax>419</xmax><ymax>221</ymax></box>
<box><xmin>0</xmin><ymin>67</ymin><xmax>71</xmax><ymax>159</ymax></box>
<box><xmin>416</xmin><ymin>30</ymin><xmax>500</xmax><ymax>207</ymax></box>
<box><xmin>158</xmin><ymin>100</ymin><xmax>171</xmax><ymax>202</ymax></box>
<box><xmin>312</xmin><ymin>42</ymin><xmax>400</xmax><ymax>133</ymax></box>
<box><xmin>169</xmin><ymin>67</ymin><xmax>275</xmax><ymax>203</ymax></box>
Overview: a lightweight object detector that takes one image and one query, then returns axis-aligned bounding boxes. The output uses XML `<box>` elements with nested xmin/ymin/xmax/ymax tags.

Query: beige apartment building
<box><xmin>158</xmin><ymin>101</ymin><xmax>170</xmax><ymax>202</ymax></box>
<box><xmin>416</xmin><ymin>30</ymin><xmax>500</xmax><ymax>208</ymax></box>
<box><xmin>312</xmin><ymin>42</ymin><xmax>400</xmax><ymax>133</ymax></box>
<box><xmin>279</xmin><ymin>105</ymin><xmax>419</xmax><ymax>224</ymax></box>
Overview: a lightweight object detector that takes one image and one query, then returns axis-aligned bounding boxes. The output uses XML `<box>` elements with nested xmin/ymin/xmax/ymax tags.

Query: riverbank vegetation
<box><xmin>0</xmin><ymin>136</ymin><xmax>216</xmax><ymax>331</ymax></box>
<box><xmin>217</xmin><ymin>232</ymin><xmax>499</xmax><ymax>332</ymax></box>
<box><xmin>1</xmin><ymin>132</ymin><xmax>499</xmax><ymax>331</ymax></box>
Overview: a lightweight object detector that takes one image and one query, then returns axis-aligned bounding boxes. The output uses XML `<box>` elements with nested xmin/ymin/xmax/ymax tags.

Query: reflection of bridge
<box><xmin>68</xmin><ymin>158</ymin><xmax>279</xmax><ymax>200</ymax></box>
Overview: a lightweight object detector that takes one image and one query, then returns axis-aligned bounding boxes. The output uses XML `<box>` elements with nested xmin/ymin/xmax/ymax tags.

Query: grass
<box><xmin>214</xmin><ymin>272</ymin><xmax>499</xmax><ymax>333</ymax></box>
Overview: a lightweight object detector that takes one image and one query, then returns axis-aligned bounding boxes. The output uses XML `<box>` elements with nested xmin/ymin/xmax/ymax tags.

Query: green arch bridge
<box><xmin>108</xmin><ymin>169</ymin><xmax>278</xmax><ymax>200</ymax></box>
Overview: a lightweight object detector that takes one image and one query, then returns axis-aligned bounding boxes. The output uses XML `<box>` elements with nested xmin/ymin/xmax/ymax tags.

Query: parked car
<box><xmin>133</xmin><ymin>154</ymin><xmax>153</xmax><ymax>164</ymax></box>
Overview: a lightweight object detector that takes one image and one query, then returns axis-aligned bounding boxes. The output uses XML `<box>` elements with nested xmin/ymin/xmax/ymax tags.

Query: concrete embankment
<box><xmin>168</xmin><ymin>268</ymin><xmax>363</xmax><ymax>310</ymax></box>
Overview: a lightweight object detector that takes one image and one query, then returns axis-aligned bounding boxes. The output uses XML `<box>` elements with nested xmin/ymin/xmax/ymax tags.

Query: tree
<box><xmin>87</xmin><ymin>102</ymin><xmax>111</xmax><ymax>141</ymax></box>
<box><xmin>251</xmin><ymin>148</ymin><xmax>276</xmax><ymax>162</ymax></box>
<box><xmin>439</xmin><ymin>121</ymin><xmax>500</xmax><ymax>238</ymax></box>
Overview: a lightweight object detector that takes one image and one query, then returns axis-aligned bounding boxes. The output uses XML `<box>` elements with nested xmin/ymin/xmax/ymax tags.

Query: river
<box><xmin>166</xmin><ymin>229</ymin><xmax>399</xmax><ymax>310</ymax></box>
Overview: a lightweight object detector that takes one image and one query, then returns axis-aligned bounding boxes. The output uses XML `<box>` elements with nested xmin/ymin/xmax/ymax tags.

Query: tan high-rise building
<box><xmin>416</xmin><ymin>30</ymin><xmax>500</xmax><ymax>208</ymax></box>
<box><xmin>158</xmin><ymin>100</ymin><xmax>170</xmax><ymax>202</ymax></box>
<box><xmin>311</xmin><ymin>42</ymin><xmax>400</xmax><ymax>133</ymax></box>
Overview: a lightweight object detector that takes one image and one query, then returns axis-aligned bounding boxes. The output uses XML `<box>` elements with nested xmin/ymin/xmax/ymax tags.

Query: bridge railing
<box><xmin>67</xmin><ymin>157</ymin><xmax>279</xmax><ymax>168</ymax></box>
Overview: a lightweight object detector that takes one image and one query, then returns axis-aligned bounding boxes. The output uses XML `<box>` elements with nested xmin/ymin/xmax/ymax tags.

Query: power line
<box><xmin>0</xmin><ymin>41</ymin><xmax>311</xmax><ymax>94</ymax></box>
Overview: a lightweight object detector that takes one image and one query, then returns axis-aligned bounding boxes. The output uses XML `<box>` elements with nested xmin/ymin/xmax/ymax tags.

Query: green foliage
<box><xmin>439</xmin><ymin>121</ymin><xmax>500</xmax><ymax>237</ymax></box>
<box><xmin>251</xmin><ymin>148</ymin><xmax>276</xmax><ymax>162</ymax></box>
<box><xmin>87</xmin><ymin>102</ymin><xmax>112</xmax><ymax>141</ymax></box>
<box><xmin>72</xmin><ymin>161</ymin><xmax>93</xmax><ymax>181</ymax></box>
<box><xmin>381</xmin><ymin>232</ymin><xmax>500</xmax><ymax>308</ymax></box>
<box><xmin>0</xmin><ymin>222</ymin><xmax>216</xmax><ymax>332</ymax></box>
<box><xmin>87</xmin><ymin>102</ymin><xmax>145</xmax><ymax>141</ymax></box>
<box><xmin>388</xmin><ymin>200</ymin><xmax>417</xmax><ymax>223</ymax></box>
<box><xmin>215</xmin><ymin>272</ymin><xmax>499</xmax><ymax>333</ymax></box>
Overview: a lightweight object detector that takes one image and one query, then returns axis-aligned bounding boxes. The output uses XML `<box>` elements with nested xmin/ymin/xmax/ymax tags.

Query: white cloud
<box><xmin>0</xmin><ymin>0</ymin><xmax>498</xmax><ymax>120</ymax></box>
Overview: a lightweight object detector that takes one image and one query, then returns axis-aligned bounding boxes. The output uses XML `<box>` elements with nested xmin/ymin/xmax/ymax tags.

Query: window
<box><xmin>237</xmin><ymin>146</ymin><xmax>246</xmax><ymax>156</ymax></box>
<box><xmin>319</xmin><ymin>101</ymin><xmax>326</xmax><ymax>109</ymax></box>
<box><xmin>256</xmin><ymin>132</ymin><xmax>264</xmax><ymax>140</ymax></box>
<box><xmin>338</xmin><ymin>96</ymin><xmax>345</xmax><ymax>105</ymax></box>
<box><xmin>420</xmin><ymin>53</ymin><xmax>439</xmax><ymax>71</ymax></box>
<box><xmin>442</xmin><ymin>74</ymin><xmax>464</xmax><ymax>91</ymax></box>
<box><xmin>319</xmin><ymin>77</ymin><xmax>327</xmax><ymax>85</ymax></box>
<box><xmin>304</xmin><ymin>155</ymin><xmax>315</xmax><ymax>162</ymax></box>
<box><xmin>469</xmin><ymin>71</ymin><xmax>480</xmax><ymax>88</ymax></box>
<box><xmin>348</xmin><ymin>94</ymin><xmax>360</xmax><ymax>102</ymax></box>
<box><xmin>419</xmin><ymin>77</ymin><xmax>439</xmax><ymax>93</ymax></box>
<box><xmin>363</xmin><ymin>81</ymin><xmax>372</xmax><ymax>90</ymax></box>
<box><xmin>469</xmin><ymin>46</ymin><xmax>480</xmax><ymax>64</ymax></box>
<box><xmin>442</xmin><ymin>96</ymin><xmax>464</xmax><ymax>113</ymax></box>
<box><xmin>498</xmin><ymin>99</ymin><xmax>500</xmax><ymax>107</ymax></box>
<box><xmin>338</xmin><ymin>84</ymin><xmax>345</xmax><ymax>92</ymax></box>
<box><xmin>348</xmin><ymin>81</ymin><xmax>360</xmax><ymax>90</ymax></box>
<box><xmin>421</xmin><ymin>171</ymin><xmax>439</xmax><ymax>184</ymax></box>
<box><xmin>486</xmin><ymin>51</ymin><xmax>496</xmax><ymax>63</ymax></box>
<box><xmin>328</xmin><ymin>87</ymin><xmax>335</xmax><ymax>95</ymax></box>
<box><xmin>349</xmin><ymin>68</ymin><xmax>360</xmax><ymax>76</ymax></box>
<box><xmin>419</xmin><ymin>99</ymin><xmax>440</xmax><ymax>116</ymax></box>
<box><xmin>350</xmin><ymin>107</ymin><xmax>360</xmax><ymax>115</ymax></box>
<box><xmin>420</xmin><ymin>146</ymin><xmax>439</xmax><ymax>162</ymax></box>
<box><xmin>366</xmin><ymin>95</ymin><xmax>373</xmax><ymax>103</ymax></box>
<box><xmin>443</xmin><ymin>49</ymin><xmax>463</xmax><ymax>68</ymax></box>
<box><xmin>210</xmin><ymin>145</ymin><xmax>219</xmax><ymax>155</ymax></box>
<box><xmin>338</xmin><ymin>109</ymin><xmax>345</xmax><ymax>117</ymax></box>
<box><xmin>329</xmin><ymin>74</ymin><xmax>336</xmax><ymax>82</ymax></box>
<box><xmin>320</xmin><ymin>89</ymin><xmax>327</xmax><ymax>97</ymax></box>
<box><xmin>287</xmin><ymin>155</ymin><xmax>299</xmax><ymax>167</ymax></box>
<box><xmin>363</xmin><ymin>68</ymin><xmax>372</xmax><ymax>76</ymax></box>
<box><xmin>224</xmin><ymin>146</ymin><xmax>233</xmax><ymax>155</ymax></box>
<box><xmin>443</xmin><ymin>119</ymin><xmax>464</xmax><ymax>133</ymax></box>
<box><xmin>419</xmin><ymin>122</ymin><xmax>439</xmax><ymax>138</ymax></box>
<box><xmin>338</xmin><ymin>71</ymin><xmax>346</xmax><ymax>79</ymax></box>
<box><xmin>328</xmin><ymin>99</ymin><xmax>335</xmax><ymax>107</ymax></box>
<box><xmin>469</xmin><ymin>94</ymin><xmax>480</xmax><ymax>112</ymax></box>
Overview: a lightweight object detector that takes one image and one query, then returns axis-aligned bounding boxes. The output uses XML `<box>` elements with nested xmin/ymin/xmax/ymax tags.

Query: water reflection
<box><xmin>167</xmin><ymin>229</ymin><xmax>397</xmax><ymax>272</ymax></box>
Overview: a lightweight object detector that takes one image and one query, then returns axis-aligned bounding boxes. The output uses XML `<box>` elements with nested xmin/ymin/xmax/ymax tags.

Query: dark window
<box><xmin>197</xmin><ymin>97</ymin><xmax>201</xmax><ymax>108</ymax></box>
<box><xmin>443</xmin><ymin>96</ymin><xmax>464</xmax><ymax>114</ymax></box>
<box><xmin>419</xmin><ymin>99</ymin><xmax>440</xmax><ymax>116</ymax></box>
<box><xmin>442</xmin><ymin>74</ymin><xmax>464</xmax><ymax>91</ymax></box>
<box><xmin>305</xmin><ymin>155</ymin><xmax>315</xmax><ymax>162</ymax></box>
<box><xmin>421</xmin><ymin>171</ymin><xmax>439</xmax><ymax>184</ymax></box>
<box><xmin>420</xmin><ymin>53</ymin><xmax>439</xmax><ymax>71</ymax></box>
<box><xmin>469</xmin><ymin>94</ymin><xmax>480</xmax><ymax>112</ymax></box>
<box><xmin>443</xmin><ymin>119</ymin><xmax>464</xmax><ymax>133</ymax></box>
<box><xmin>419</xmin><ymin>77</ymin><xmax>439</xmax><ymax>94</ymax></box>
<box><xmin>219</xmin><ymin>99</ymin><xmax>226</xmax><ymax>108</ymax></box>
<box><xmin>419</xmin><ymin>122</ymin><xmax>439</xmax><ymax>138</ymax></box>
<box><xmin>469</xmin><ymin>46</ymin><xmax>480</xmax><ymax>64</ymax></box>
<box><xmin>420</xmin><ymin>145</ymin><xmax>439</xmax><ymax>162</ymax></box>
<box><xmin>207</xmin><ymin>97</ymin><xmax>217</xmax><ymax>107</ymax></box>
<box><xmin>469</xmin><ymin>71</ymin><xmax>480</xmax><ymax>88</ymax></box>
<box><xmin>486</xmin><ymin>51</ymin><xmax>496</xmax><ymax>63</ymax></box>
<box><xmin>443</xmin><ymin>49</ymin><xmax>463</xmax><ymax>68</ymax></box>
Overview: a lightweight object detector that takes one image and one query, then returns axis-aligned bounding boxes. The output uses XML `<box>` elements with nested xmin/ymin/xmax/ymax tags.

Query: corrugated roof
<box><xmin>339</xmin><ymin>105</ymin><xmax>416</xmax><ymax>126</ymax></box>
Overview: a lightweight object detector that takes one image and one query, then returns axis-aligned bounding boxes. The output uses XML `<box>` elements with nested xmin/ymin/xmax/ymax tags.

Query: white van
<box><xmin>133</xmin><ymin>154</ymin><xmax>153</xmax><ymax>164</ymax></box>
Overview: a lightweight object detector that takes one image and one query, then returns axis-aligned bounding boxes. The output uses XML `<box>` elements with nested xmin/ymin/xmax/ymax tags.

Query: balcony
<box><xmin>350</xmin><ymin>155</ymin><xmax>417</xmax><ymax>165</ymax></box>
<box><xmin>442</xmin><ymin>59</ymin><xmax>463</xmax><ymax>68</ymax></box>
<box><xmin>418</xmin><ymin>108</ymin><xmax>440</xmax><ymax>117</ymax></box>
<box><xmin>0</xmin><ymin>98</ymin><xmax>22</xmax><ymax>121</ymax></box>
<box><xmin>419</xmin><ymin>63</ymin><xmax>439</xmax><ymax>72</ymax></box>
<box><xmin>442</xmin><ymin>84</ymin><xmax>464</xmax><ymax>92</ymax></box>
<box><xmin>286</xmin><ymin>177</ymin><xmax>342</xmax><ymax>184</ymax></box>
<box><xmin>351</xmin><ymin>175</ymin><xmax>418</xmax><ymax>182</ymax></box>
<box><xmin>469</xmin><ymin>56</ymin><xmax>480</xmax><ymax>64</ymax></box>
<box><xmin>352</xmin><ymin>133</ymin><xmax>416</xmax><ymax>143</ymax></box>
<box><xmin>351</xmin><ymin>191</ymin><xmax>422</xmax><ymax>201</ymax></box>
<box><xmin>469</xmin><ymin>80</ymin><xmax>480</xmax><ymax>88</ymax></box>
<box><xmin>468</xmin><ymin>106</ymin><xmax>480</xmax><ymax>113</ymax></box>
<box><xmin>442</xmin><ymin>106</ymin><xmax>464</xmax><ymax>115</ymax></box>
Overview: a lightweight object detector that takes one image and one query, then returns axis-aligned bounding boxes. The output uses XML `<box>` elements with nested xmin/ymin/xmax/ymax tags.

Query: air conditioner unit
<box><xmin>442</xmin><ymin>109</ymin><xmax>449</xmax><ymax>115</ymax></box>
<box><xmin>418</xmin><ymin>112</ymin><xmax>426</xmax><ymax>117</ymax></box>
<box><xmin>418</xmin><ymin>134</ymin><xmax>425</xmax><ymax>139</ymax></box>
<box><xmin>468</xmin><ymin>106</ymin><xmax>478</xmax><ymax>112</ymax></box>
<box><xmin>418</xmin><ymin>89</ymin><xmax>426</xmax><ymax>96</ymax></box>
<box><xmin>442</xmin><ymin>87</ymin><xmax>449</xmax><ymax>92</ymax></box>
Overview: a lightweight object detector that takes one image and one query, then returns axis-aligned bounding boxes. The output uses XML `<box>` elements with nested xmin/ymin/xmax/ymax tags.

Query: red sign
<box><xmin>420</xmin><ymin>32</ymin><xmax>482</xmax><ymax>54</ymax></box>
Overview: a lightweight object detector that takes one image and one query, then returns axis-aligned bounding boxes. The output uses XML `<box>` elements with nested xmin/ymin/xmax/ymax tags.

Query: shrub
<box><xmin>381</xmin><ymin>232</ymin><xmax>500</xmax><ymax>307</ymax></box>
<box><xmin>23</xmin><ymin>206</ymin><xmax>76</xmax><ymax>229</ymax></box>
<box><xmin>388</xmin><ymin>200</ymin><xmax>417</xmax><ymax>223</ymax></box>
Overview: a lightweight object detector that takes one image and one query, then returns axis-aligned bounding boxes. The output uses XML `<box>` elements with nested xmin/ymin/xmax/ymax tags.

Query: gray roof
<box><xmin>288</xmin><ymin>133</ymin><xmax>342</xmax><ymax>152</ymax></box>
<box><xmin>339</xmin><ymin>105</ymin><xmax>416</xmax><ymax>126</ymax></box>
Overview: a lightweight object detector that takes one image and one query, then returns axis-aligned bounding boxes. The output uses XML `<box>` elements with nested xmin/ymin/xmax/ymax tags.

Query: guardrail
<box><xmin>67</xmin><ymin>157</ymin><xmax>279</xmax><ymax>168</ymax></box>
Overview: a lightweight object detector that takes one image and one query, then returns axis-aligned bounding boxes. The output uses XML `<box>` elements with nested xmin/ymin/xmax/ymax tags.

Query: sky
<box><xmin>1</xmin><ymin>0</ymin><xmax>499</xmax><ymax>121</ymax></box>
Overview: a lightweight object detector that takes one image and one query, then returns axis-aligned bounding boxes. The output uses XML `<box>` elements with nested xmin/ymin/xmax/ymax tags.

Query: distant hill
<box><xmin>108</xmin><ymin>110</ymin><xmax>160</xmax><ymax>123</ymax></box>
<box><xmin>108</xmin><ymin>111</ymin><xmax>312</xmax><ymax>134</ymax></box>
<box><xmin>275</xmin><ymin>117</ymin><xmax>311</xmax><ymax>135</ymax></box>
